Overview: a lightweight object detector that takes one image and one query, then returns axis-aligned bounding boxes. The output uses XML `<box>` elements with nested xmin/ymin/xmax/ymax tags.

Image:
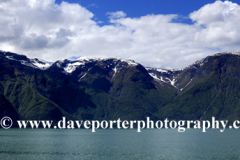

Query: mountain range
<box><xmin>1</xmin><ymin>50</ymin><xmax>240</xmax><ymax>123</ymax></box>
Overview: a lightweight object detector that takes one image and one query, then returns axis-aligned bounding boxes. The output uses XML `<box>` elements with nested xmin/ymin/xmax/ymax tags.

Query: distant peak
<box><xmin>213</xmin><ymin>51</ymin><xmax>240</xmax><ymax>56</ymax></box>
<box><xmin>183</xmin><ymin>50</ymin><xmax>240</xmax><ymax>71</ymax></box>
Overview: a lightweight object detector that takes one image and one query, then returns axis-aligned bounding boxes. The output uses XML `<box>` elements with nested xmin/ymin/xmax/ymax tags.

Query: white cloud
<box><xmin>106</xmin><ymin>11</ymin><xmax>127</xmax><ymax>19</ymax></box>
<box><xmin>190</xmin><ymin>1</ymin><xmax>239</xmax><ymax>25</ymax></box>
<box><xmin>88</xmin><ymin>3</ymin><xmax>99</xmax><ymax>8</ymax></box>
<box><xmin>0</xmin><ymin>0</ymin><xmax>240</xmax><ymax>69</ymax></box>
<box><xmin>190</xmin><ymin>0</ymin><xmax>240</xmax><ymax>47</ymax></box>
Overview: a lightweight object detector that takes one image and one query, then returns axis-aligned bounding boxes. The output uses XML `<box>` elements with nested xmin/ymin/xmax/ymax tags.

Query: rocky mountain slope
<box><xmin>1</xmin><ymin>50</ymin><xmax>240</xmax><ymax>122</ymax></box>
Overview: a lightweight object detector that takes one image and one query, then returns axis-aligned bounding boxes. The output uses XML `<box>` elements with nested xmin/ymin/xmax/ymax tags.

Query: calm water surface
<box><xmin>0</xmin><ymin>129</ymin><xmax>240</xmax><ymax>160</ymax></box>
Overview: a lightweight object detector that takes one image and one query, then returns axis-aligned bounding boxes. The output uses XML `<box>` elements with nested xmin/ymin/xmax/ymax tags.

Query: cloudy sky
<box><xmin>0</xmin><ymin>0</ymin><xmax>240</xmax><ymax>69</ymax></box>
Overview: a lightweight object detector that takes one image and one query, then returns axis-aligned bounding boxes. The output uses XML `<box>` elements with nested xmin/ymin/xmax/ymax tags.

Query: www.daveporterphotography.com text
<box><xmin>2</xmin><ymin>116</ymin><xmax>240</xmax><ymax>133</ymax></box>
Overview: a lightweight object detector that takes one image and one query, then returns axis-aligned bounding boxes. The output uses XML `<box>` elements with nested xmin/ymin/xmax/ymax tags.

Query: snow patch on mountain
<box><xmin>192</xmin><ymin>58</ymin><xmax>208</xmax><ymax>67</ymax></box>
<box><xmin>166</xmin><ymin>77</ymin><xmax>176</xmax><ymax>87</ymax></box>
<box><xmin>149</xmin><ymin>73</ymin><xmax>161</xmax><ymax>81</ymax></box>
<box><xmin>146</xmin><ymin>67</ymin><xmax>181</xmax><ymax>88</ymax></box>
<box><xmin>112</xmin><ymin>67</ymin><xmax>117</xmax><ymax>78</ymax></box>
<box><xmin>146</xmin><ymin>67</ymin><xmax>181</xmax><ymax>73</ymax></box>
<box><xmin>214</xmin><ymin>51</ymin><xmax>240</xmax><ymax>56</ymax></box>
<box><xmin>78</xmin><ymin>57</ymin><xmax>138</xmax><ymax>66</ymax></box>
<box><xmin>64</xmin><ymin>61</ymin><xmax>85</xmax><ymax>73</ymax></box>
<box><xmin>180</xmin><ymin>78</ymin><xmax>193</xmax><ymax>91</ymax></box>
<box><xmin>121</xmin><ymin>59</ymin><xmax>138</xmax><ymax>66</ymax></box>
<box><xmin>6</xmin><ymin>56</ymin><xmax>15</xmax><ymax>60</ymax></box>
<box><xmin>31</xmin><ymin>59</ymin><xmax>53</xmax><ymax>70</ymax></box>
<box><xmin>78</xmin><ymin>73</ymin><xmax>87</xmax><ymax>82</ymax></box>
<box><xmin>20</xmin><ymin>60</ymin><xmax>37</xmax><ymax>68</ymax></box>
<box><xmin>5</xmin><ymin>54</ymin><xmax>53</xmax><ymax>70</ymax></box>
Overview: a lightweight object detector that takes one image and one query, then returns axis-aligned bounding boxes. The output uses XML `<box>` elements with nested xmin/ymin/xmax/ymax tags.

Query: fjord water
<box><xmin>0</xmin><ymin>129</ymin><xmax>239</xmax><ymax>160</ymax></box>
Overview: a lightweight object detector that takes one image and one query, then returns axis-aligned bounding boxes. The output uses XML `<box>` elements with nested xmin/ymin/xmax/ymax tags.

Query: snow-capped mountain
<box><xmin>3</xmin><ymin>51</ymin><xmax>53</xmax><ymax>70</ymax></box>
<box><xmin>3</xmin><ymin>50</ymin><xmax>240</xmax><ymax>91</ymax></box>
<box><xmin>2</xmin><ymin>50</ymin><xmax>183</xmax><ymax>90</ymax></box>
<box><xmin>53</xmin><ymin>58</ymin><xmax>138</xmax><ymax>74</ymax></box>
<box><xmin>147</xmin><ymin>51</ymin><xmax>240</xmax><ymax>91</ymax></box>
<box><xmin>2</xmin><ymin>51</ymin><xmax>140</xmax><ymax>80</ymax></box>
<box><xmin>146</xmin><ymin>67</ymin><xmax>182</xmax><ymax>88</ymax></box>
<box><xmin>1</xmin><ymin>50</ymin><xmax>240</xmax><ymax>123</ymax></box>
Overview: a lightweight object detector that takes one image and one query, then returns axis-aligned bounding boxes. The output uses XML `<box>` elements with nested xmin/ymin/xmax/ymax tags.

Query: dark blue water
<box><xmin>0</xmin><ymin>129</ymin><xmax>240</xmax><ymax>160</ymax></box>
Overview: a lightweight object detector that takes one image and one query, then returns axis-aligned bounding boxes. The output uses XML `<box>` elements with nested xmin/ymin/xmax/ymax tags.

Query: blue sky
<box><xmin>0</xmin><ymin>0</ymin><xmax>240</xmax><ymax>69</ymax></box>
<box><xmin>55</xmin><ymin>0</ymin><xmax>238</xmax><ymax>25</ymax></box>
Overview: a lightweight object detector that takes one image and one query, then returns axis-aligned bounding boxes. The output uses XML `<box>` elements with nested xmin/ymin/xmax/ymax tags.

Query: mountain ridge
<box><xmin>1</xmin><ymin>50</ymin><xmax>240</xmax><ymax>123</ymax></box>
